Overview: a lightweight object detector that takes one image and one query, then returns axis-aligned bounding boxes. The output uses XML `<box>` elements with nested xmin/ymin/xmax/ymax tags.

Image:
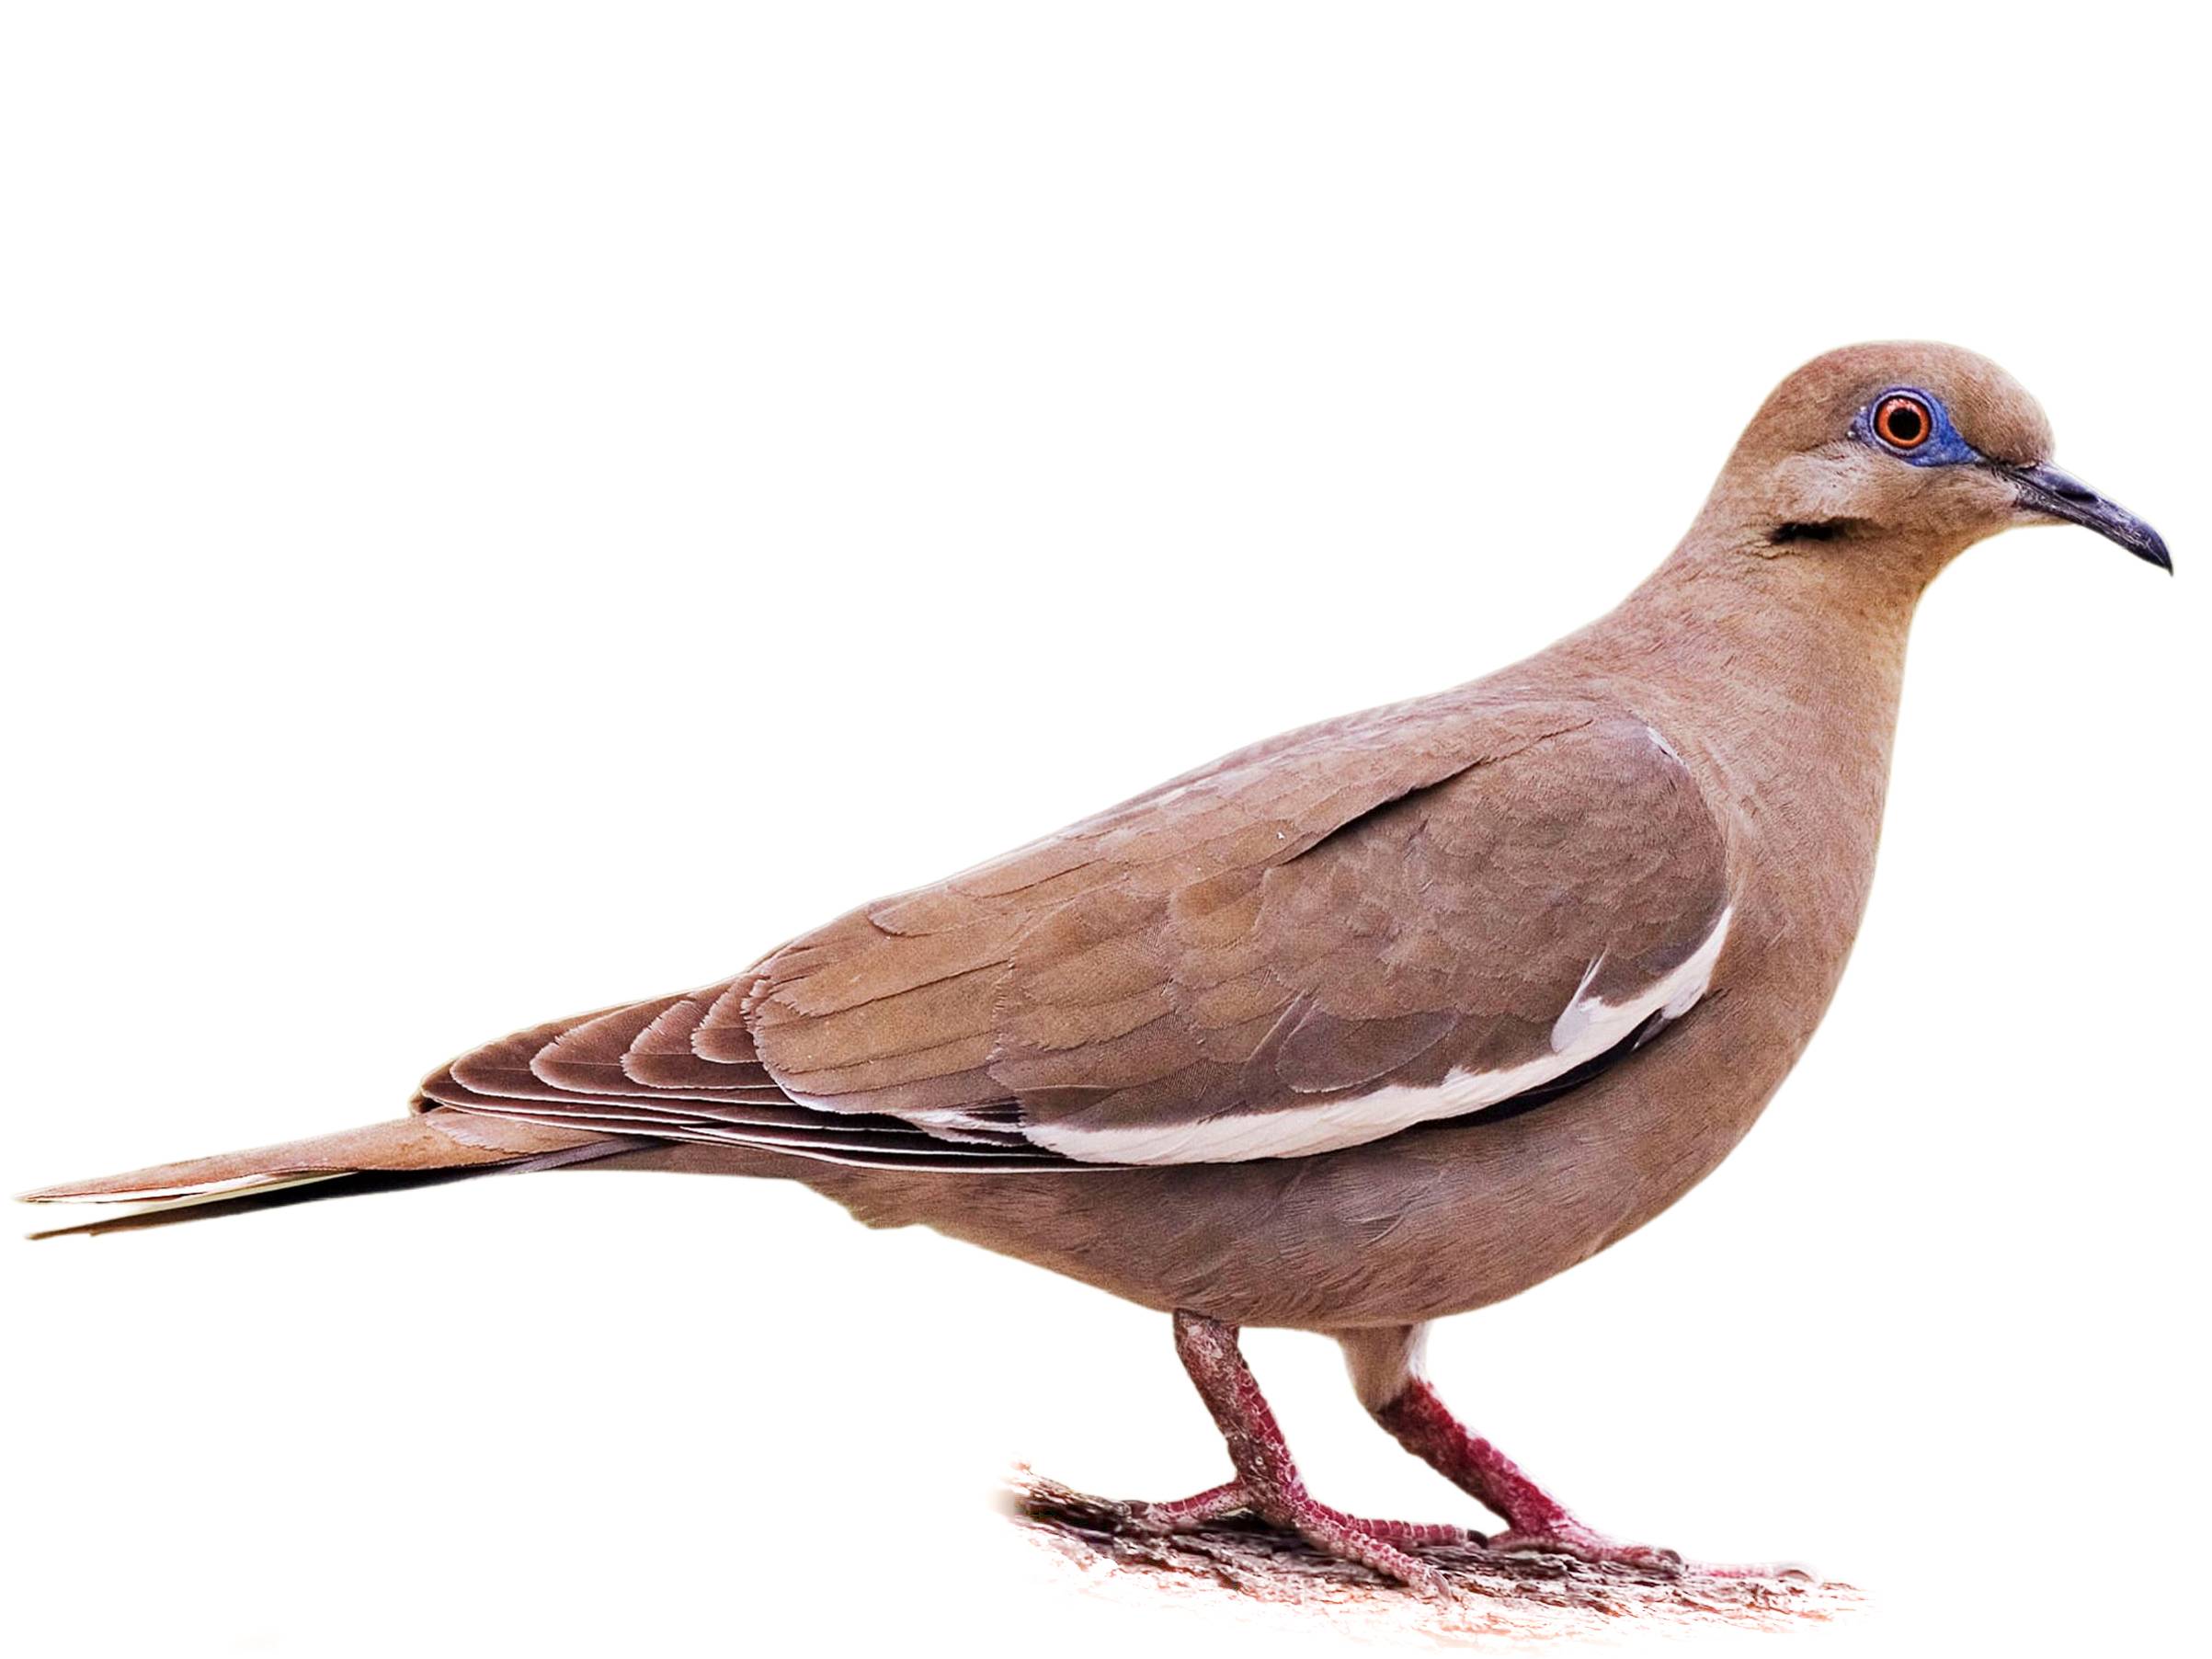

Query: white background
<box><xmin>5</xmin><ymin>5</ymin><xmax>2206</xmax><ymax>1655</ymax></box>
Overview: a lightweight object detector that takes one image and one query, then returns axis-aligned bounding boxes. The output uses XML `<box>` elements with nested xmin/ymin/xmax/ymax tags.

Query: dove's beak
<box><xmin>2005</xmin><ymin>462</ymin><xmax>2172</xmax><ymax>571</ymax></box>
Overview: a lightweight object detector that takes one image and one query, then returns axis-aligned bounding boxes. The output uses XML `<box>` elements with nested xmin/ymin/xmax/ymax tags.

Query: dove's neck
<box><xmin>1544</xmin><ymin>532</ymin><xmax>1938</xmax><ymax>960</ymax></box>
<box><xmin>1586</xmin><ymin>532</ymin><xmax>1924</xmax><ymax>761</ymax></box>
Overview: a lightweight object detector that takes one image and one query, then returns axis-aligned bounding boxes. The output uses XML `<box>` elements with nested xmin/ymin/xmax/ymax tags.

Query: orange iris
<box><xmin>1875</xmin><ymin>395</ymin><xmax>1933</xmax><ymax>450</ymax></box>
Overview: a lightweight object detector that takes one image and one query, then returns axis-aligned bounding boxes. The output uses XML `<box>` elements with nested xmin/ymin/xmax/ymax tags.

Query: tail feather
<box><xmin>19</xmin><ymin>1110</ymin><xmax>628</xmax><ymax>1228</ymax></box>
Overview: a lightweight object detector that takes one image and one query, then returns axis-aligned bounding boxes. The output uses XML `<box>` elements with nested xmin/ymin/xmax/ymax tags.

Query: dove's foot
<box><xmin>1486</xmin><ymin>1520</ymin><xmax>1814</xmax><ymax>1582</ymax></box>
<box><xmin>1347</xmin><ymin>1328</ymin><xmax>1747</xmax><ymax>1578</ymax></box>
<box><xmin>1153</xmin><ymin>1311</ymin><xmax>1462</xmax><ymax>1596</ymax></box>
<box><xmin>1132</xmin><ymin>1478</ymin><xmax>1464</xmax><ymax>1547</ymax></box>
<box><xmin>1352</xmin><ymin>1347</ymin><xmax>1810</xmax><ymax>1579</ymax></box>
<box><xmin>1129</xmin><ymin>1476</ymin><xmax>1466</xmax><ymax>1591</ymax></box>
<box><xmin>1481</xmin><ymin>1516</ymin><xmax>1682</xmax><ymax>1572</ymax></box>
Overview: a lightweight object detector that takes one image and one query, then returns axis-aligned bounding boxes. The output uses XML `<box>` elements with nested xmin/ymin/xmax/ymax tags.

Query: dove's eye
<box><xmin>1873</xmin><ymin>395</ymin><xmax>1933</xmax><ymax>452</ymax></box>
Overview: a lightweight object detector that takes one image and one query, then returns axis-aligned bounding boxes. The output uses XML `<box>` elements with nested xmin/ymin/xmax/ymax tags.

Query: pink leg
<box><xmin>1130</xmin><ymin>1311</ymin><xmax>1465</xmax><ymax>1594</ymax></box>
<box><xmin>1374</xmin><ymin>1376</ymin><xmax>1682</xmax><ymax>1570</ymax></box>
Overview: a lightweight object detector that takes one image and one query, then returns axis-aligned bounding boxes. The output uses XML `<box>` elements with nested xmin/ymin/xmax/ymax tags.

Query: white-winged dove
<box><xmin>25</xmin><ymin>343</ymin><xmax>2171</xmax><ymax>1593</ymax></box>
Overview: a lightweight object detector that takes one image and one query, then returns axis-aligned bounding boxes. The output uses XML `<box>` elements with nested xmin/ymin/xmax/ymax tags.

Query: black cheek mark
<box><xmin>1769</xmin><ymin>518</ymin><xmax>1876</xmax><ymax>545</ymax></box>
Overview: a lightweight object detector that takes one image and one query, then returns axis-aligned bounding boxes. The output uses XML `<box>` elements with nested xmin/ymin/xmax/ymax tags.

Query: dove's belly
<box><xmin>878</xmin><ymin>995</ymin><xmax>1796</xmax><ymax>1329</ymax></box>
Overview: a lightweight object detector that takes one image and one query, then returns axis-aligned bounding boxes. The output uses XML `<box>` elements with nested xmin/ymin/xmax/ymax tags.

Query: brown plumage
<box><xmin>25</xmin><ymin>342</ymin><xmax>2171</xmax><ymax>1591</ymax></box>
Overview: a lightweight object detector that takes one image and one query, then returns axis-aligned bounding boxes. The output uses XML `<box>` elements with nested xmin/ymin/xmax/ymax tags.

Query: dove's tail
<box><xmin>18</xmin><ymin>1111</ymin><xmax>630</xmax><ymax>1236</ymax></box>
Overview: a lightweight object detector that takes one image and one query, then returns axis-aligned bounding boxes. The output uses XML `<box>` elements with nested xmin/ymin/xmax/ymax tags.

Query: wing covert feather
<box><xmin>422</xmin><ymin>690</ymin><xmax>1735</xmax><ymax>1170</ymax></box>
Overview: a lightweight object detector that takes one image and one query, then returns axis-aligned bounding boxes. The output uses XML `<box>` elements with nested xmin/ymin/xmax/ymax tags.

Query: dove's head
<box><xmin>1699</xmin><ymin>342</ymin><xmax>2168</xmax><ymax>583</ymax></box>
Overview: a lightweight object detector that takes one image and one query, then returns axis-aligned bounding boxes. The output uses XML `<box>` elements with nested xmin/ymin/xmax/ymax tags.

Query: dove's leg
<box><xmin>1128</xmin><ymin>1310</ymin><xmax>1464</xmax><ymax>1594</ymax></box>
<box><xmin>1340</xmin><ymin>1323</ymin><xmax>1683</xmax><ymax>1571</ymax></box>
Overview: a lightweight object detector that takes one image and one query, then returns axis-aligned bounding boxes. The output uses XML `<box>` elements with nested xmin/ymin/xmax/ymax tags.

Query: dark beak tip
<box><xmin>2128</xmin><ymin>522</ymin><xmax>2174</xmax><ymax>575</ymax></box>
<box><xmin>2119</xmin><ymin>533</ymin><xmax>2171</xmax><ymax>575</ymax></box>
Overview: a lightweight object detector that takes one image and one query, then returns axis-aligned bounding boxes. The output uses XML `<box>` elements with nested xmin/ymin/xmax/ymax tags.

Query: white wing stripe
<box><xmin>1026</xmin><ymin>907</ymin><xmax>1732</xmax><ymax>1166</ymax></box>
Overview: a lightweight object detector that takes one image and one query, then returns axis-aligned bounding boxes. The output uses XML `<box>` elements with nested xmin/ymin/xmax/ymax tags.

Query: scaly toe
<box><xmin>1125</xmin><ymin>1481</ymin><xmax>1252</xmax><ymax>1533</ymax></box>
<box><xmin>1125</xmin><ymin>1481</ymin><xmax>1466</xmax><ymax>1562</ymax></box>
<box><xmin>1120</xmin><ymin>1475</ymin><xmax>1462</xmax><ymax>1593</ymax></box>
<box><xmin>1257</xmin><ymin>1498</ymin><xmax>1460</xmax><ymax>1594</ymax></box>
<box><xmin>1328</xmin><ymin>1508</ymin><xmax>1470</xmax><ymax>1549</ymax></box>
<box><xmin>1302</xmin><ymin>1524</ymin><xmax>1453</xmax><ymax>1597</ymax></box>
<box><xmin>1487</xmin><ymin>1523</ymin><xmax>1684</xmax><ymax>1573</ymax></box>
